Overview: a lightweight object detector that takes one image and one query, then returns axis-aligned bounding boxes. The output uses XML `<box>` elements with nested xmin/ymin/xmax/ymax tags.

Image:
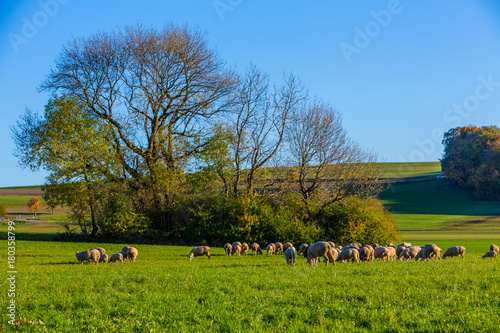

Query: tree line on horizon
<box><xmin>11</xmin><ymin>23</ymin><xmax>398</xmax><ymax>246</ymax></box>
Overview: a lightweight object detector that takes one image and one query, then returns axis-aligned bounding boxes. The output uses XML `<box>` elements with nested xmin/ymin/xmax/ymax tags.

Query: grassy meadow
<box><xmin>1</xmin><ymin>162</ymin><xmax>500</xmax><ymax>331</ymax></box>
<box><xmin>1</xmin><ymin>242</ymin><xmax>500</xmax><ymax>332</ymax></box>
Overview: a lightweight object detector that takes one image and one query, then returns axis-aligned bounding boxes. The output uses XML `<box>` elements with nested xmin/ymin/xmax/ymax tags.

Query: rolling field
<box><xmin>1</xmin><ymin>162</ymin><xmax>500</xmax><ymax>331</ymax></box>
<box><xmin>1</xmin><ymin>242</ymin><xmax>500</xmax><ymax>332</ymax></box>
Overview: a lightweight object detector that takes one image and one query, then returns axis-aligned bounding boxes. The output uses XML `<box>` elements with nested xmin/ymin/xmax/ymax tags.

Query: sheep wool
<box><xmin>189</xmin><ymin>246</ymin><xmax>211</xmax><ymax>260</ymax></box>
<box><xmin>284</xmin><ymin>248</ymin><xmax>296</xmax><ymax>265</ymax></box>
<box><xmin>99</xmin><ymin>253</ymin><xmax>108</xmax><ymax>263</ymax></box>
<box><xmin>442</xmin><ymin>246</ymin><xmax>466</xmax><ymax>259</ymax></box>
<box><xmin>109</xmin><ymin>253</ymin><xmax>124</xmax><ymax>263</ymax></box>
<box><xmin>224</xmin><ymin>243</ymin><xmax>232</xmax><ymax>256</ymax></box>
<box><xmin>483</xmin><ymin>250</ymin><xmax>497</xmax><ymax>259</ymax></box>
<box><xmin>127</xmin><ymin>247</ymin><xmax>139</xmax><ymax>262</ymax></box>
<box><xmin>76</xmin><ymin>249</ymin><xmax>100</xmax><ymax>265</ymax></box>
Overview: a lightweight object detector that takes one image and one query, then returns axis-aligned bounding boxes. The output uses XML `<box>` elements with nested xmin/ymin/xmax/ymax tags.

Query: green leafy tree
<box><xmin>13</xmin><ymin>96</ymin><xmax>116</xmax><ymax>236</ymax></box>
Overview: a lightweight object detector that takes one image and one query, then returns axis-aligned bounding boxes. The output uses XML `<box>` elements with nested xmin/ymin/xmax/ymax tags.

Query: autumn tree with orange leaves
<box><xmin>441</xmin><ymin>125</ymin><xmax>500</xmax><ymax>200</ymax></box>
<box><xmin>28</xmin><ymin>198</ymin><xmax>42</xmax><ymax>216</ymax></box>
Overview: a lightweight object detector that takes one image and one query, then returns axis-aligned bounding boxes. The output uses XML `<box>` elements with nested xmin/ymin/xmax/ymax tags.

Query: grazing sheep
<box><xmin>274</xmin><ymin>242</ymin><xmax>283</xmax><ymax>254</ymax></box>
<box><xmin>108</xmin><ymin>252</ymin><xmax>124</xmax><ymax>263</ymax></box>
<box><xmin>387</xmin><ymin>243</ymin><xmax>396</xmax><ymax>248</ymax></box>
<box><xmin>284</xmin><ymin>248</ymin><xmax>296</xmax><ymax>265</ymax></box>
<box><xmin>231</xmin><ymin>244</ymin><xmax>242</xmax><ymax>256</ymax></box>
<box><xmin>415</xmin><ymin>247</ymin><xmax>425</xmax><ymax>261</ymax></box>
<box><xmin>327</xmin><ymin>241</ymin><xmax>335</xmax><ymax>249</ymax></box>
<box><xmin>76</xmin><ymin>249</ymin><xmax>100</xmax><ymax>265</ymax></box>
<box><xmin>127</xmin><ymin>247</ymin><xmax>138</xmax><ymax>262</ymax></box>
<box><xmin>423</xmin><ymin>244</ymin><xmax>442</xmax><ymax>261</ymax></box>
<box><xmin>337</xmin><ymin>248</ymin><xmax>360</xmax><ymax>263</ymax></box>
<box><xmin>189</xmin><ymin>246</ymin><xmax>211</xmax><ymax>260</ymax></box>
<box><xmin>98</xmin><ymin>253</ymin><xmax>108</xmax><ymax>263</ymax></box>
<box><xmin>232</xmin><ymin>241</ymin><xmax>242</xmax><ymax>250</ymax></box>
<box><xmin>370</xmin><ymin>243</ymin><xmax>379</xmax><ymax>250</ymax></box>
<box><xmin>91</xmin><ymin>247</ymin><xmax>106</xmax><ymax>255</ymax></box>
<box><xmin>398</xmin><ymin>246</ymin><xmax>421</xmax><ymax>261</ymax></box>
<box><xmin>241</xmin><ymin>243</ymin><xmax>249</xmax><ymax>255</ymax></box>
<box><xmin>250</xmin><ymin>243</ymin><xmax>262</xmax><ymax>255</ymax></box>
<box><xmin>304</xmin><ymin>242</ymin><xmax>335</xmax><ymax>266</ymax></box>
<box><xmin>224</xmin><ymin>243</ymin><xmax>232</xmax><ymax>256</ymax></box>
<box><xmin>374</xmin><ymin>247</ymin><xmax>389</xmax><ymax>261</ymax></box>
<box><xmin>483</xmin><ymin>250</ymin><xmax>497</xmax><ymax>258</ymax></box>
<box><xmin>396</xmin><ymin>245</ymin><xmax>407</xmax><ymax>257</ymax></box>
<box><xmin>122</xmin><ymin>246</ymin><xmax>131</xmax><ymax>253</ymax></box>
<box><xmin>298</xmin><ymin>244</ymin><xmax>308</xmax><ymax>256</ymax></box>
<box><xmin>490</xmin><ymin>244</ymin><xmax>499</xmax><ymax>253</ymax></box>
<box><xmin>283</xmin><ymin>242</ymin><xmax>294</xmax><ymax>252</ymax></box>
<box><xmin>398</xmin><ymin>242</ymin><xmax>412</xmax><ymax>248</ymax></box>
<box><xmin>120</xmin><ymin>251</ymin><xmax>128</xmax><ymax>260</ymax></box>
<box><xmin>359</xmin><ymin>245</ymin><xmax>374</xmax><ymax>262</ymax></box>
<box><xmin>344</xmin><ymin>243</ymin><xmax>361</xmax><ymax>249</ymax></box>
<box><xmin>386</xmin><ymin>246</ymin><xmax>397</xmax><ymax>260</ymax></box>
<box><xmin>442</xmin><ymin>246</ymin><xmax>466</xmax><ymax>259</ymax></box>
<box><xmin>266</xmin><ymin>243</ymin><xmax>276</xmax><ymax>256</ymax></box>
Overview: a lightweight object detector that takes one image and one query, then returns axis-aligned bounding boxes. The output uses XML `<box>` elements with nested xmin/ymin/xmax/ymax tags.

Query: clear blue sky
<box><xmin>1</xmin><ymin>0</ymin><xmax>500</xmax><ymax>187</ymax></box>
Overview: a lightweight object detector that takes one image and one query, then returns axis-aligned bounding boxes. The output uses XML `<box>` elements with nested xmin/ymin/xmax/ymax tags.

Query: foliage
<box><xmin>96</xmin><ymin>190</ymin><xmax>150</xmax><ymax>240</ymax></box>
<box><xmin>441</xmin><ymin>125</ymin><xmax>500</xmax><ymax>200</ymax></box>
<box><xmin>27</xmin><ymin>197</ymin><xmax>42</xmax><ymax>216</ymax></box>
<box><xmin>0</xmin><ymin>202</ymin><xmax>6</xmax><ymax>218</ymax></box>
<box><xmin>179</xmin><ymin>194</ymin><xmax>320</xmax><ymax>246</ymax></box>
<box><xmin>316</xmin><ymin>196</ymin><xmax>401</xmax><ymax>245</ymax></box>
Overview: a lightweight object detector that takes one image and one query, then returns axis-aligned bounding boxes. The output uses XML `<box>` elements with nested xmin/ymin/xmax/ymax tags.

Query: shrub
<box><xmin>315</xmin><ymin>196</ymin><xmax>400</xmax><ymax>245</ymax></box>
<box><xmin>179</xmin><ymin>194</ymin><xmax>319</xmax><ymax>246</ymax></box>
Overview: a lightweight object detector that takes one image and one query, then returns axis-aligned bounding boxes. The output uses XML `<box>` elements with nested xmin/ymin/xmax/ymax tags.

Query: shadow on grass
<box><xmin>379</xmin><ymin>179</ymin><xmax>500</xmax><ymax>216</ymax></box>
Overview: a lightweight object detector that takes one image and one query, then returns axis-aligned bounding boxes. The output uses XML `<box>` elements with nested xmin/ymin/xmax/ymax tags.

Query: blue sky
<box><xmin>1</xmin><ymin>0</ymin><xmax>500</xmax><ymax>187</ymax></box>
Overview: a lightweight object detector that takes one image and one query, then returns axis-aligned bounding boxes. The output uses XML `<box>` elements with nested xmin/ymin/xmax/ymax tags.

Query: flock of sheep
<box><xmin>188</xmin><ymin>241</ymin><xmax>500</xmax><ymax>266</ymax></box>
<box><xmin>75</xmin><ymin>246</ymin><xmax>138</xmax><ymax>265</ymax></box>
<box><xmin>75</xmin><ymin>241</ymin><xmax>498</xmax><ymax>265</ymax></box>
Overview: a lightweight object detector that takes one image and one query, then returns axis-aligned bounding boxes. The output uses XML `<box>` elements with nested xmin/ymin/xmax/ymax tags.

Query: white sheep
<box><xmin>483</xmin><ymin>250</ymin><xmax>497</xmax><ymax>258</ymax></box>
<box><xmin>189</xmin><ymin>246</ymin><xmax>211</xmax><ymax>260</ymax></box>
<box><xmin>274</xmin><ymin>242</ymin><xmax>283</xmax><ymax>254</ymax></box>
<box><xmin>386</xmin><ymin>246</ymin><xmax>397</xmax><ymax>260</ymax></box>
<box><xmin>224</xmin><ymin>243</ymin><xmax>232</xmax><ymax>256</ymax></box>
<box><xmin>298</xmin><ymin>244</ymin><xmax>308</xmax><ymax>256</ymax></box>
<box><xmin>75</xmin><ymin>249</ymin><xmax>100</xmax><ymax>265</ymax></box>
<box><xmin>359</xmin><ymin>245</ymin><xmax>374</xmax><ymax>262</ymax></box>
<box><xmin>415</xmin><ymin>247</ymin><xmax>425</xmax><ymax>261</ymax></box>
<box><xmin>284</xmin><ymin>247</ymin><xmax>296</xmax><ymax>265</ymax></box>
<box><xmin>108</xmin><ymin>252</ymin><xmax>124</xmax><ymax>263</ymax></box>
<box><xmin>231</xmin><ymin>244</ymin><xmax>241</xmax><ymax>256</ymax></box>
<box><xmin>127</xmin><ymin>247</ymin><xmax>138</xmax><ymax>262</ymax></box>
<box><xmin>396</xmin><ymin>245</ymin><xmax>407</xmax><ymax>257</ymax></box>
<box><xmin>442</xmin><ymin>246</ymin><xmax>466</xmax><ymax>259</ymax></box>
<box><xmin>241</xmin><ymin>243</ymin><xmax>249</xmax><ymax>255</ymax></box>
<box><xmin>337</xmin><ymin>248</ymin><xmax>360</xmax><ymax>263</ymax></box>
<box><xmin>122</xmin><ymin>246</ymin><xmax>131</xmax><ymax>253</ymax></box>
<box><xmin>250</xmin><ymin>243</ymin><xmax>262</xmax><ymax>255</ymax></box>
<box><xmin>231</xmin><ymin>241</ymin><xmax>242</xmax><ymax>250</ymax></box>
<box><xmin>423</xmin><ymin>244</ymin><xmax>442</xmax><ymax>261</ymax></box>
<box><xmin>490</xmin><ymin>244</ymin><xmax>499</xmax><ymax>253</ymax></box>
<box><xmin>374</xmin><ymin>247</ymin><xmax>389</xmax><ymax>261</ymax></box>
<box><xmin>398</xmin><ymin>246</ymin><xmax>421</xmax><ymax>261</ymax></box>
<box><xmin>304</xmin><ymin>242</ymin><xmax>335</xmax><ymax>266</ymax></box>
<box><xmin>266</xmin><ymin>243</ymin><xmax>275</xmax><ymax>256</ymax></box>
<box><xmin>98</xmin><ymin>253</ymin><xmax>108</xmax><ymax>263</ymax></box>
<box><xmin>91</xmin><ymin>247</ymin><xmax>106</xmax><ymax>255</ymax></box>
<box><xmin>283</xmin><ymin>242</ymin><xmax>294</xmax><ymax>252</ymax></box>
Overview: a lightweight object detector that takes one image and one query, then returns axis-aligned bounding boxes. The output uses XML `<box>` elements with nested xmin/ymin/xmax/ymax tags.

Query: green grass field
<box><xmin>2</xmin><ymin>241</ymin><xmax>500</xmax><ymax>332</ymax></box>
<box><xmin>1</xmin><ymin>162</ymin><xmax>500</xmax><ymax>331</ymax></box>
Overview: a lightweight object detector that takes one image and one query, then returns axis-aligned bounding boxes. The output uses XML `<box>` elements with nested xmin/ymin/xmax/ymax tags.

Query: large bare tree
<box><xmin>285</xmin><ymin>98</ymin><xmax>384</xmax><ymax>214</ymax></box>
<box><xmin>39</xmin><ymin>24</ymin><xmax>237</xmax><ymax>231</ymax></box>
<box><xmin>229</xmin><ymin>64</ymin><xmax>304</xmax><ymax>196</ymax></box>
